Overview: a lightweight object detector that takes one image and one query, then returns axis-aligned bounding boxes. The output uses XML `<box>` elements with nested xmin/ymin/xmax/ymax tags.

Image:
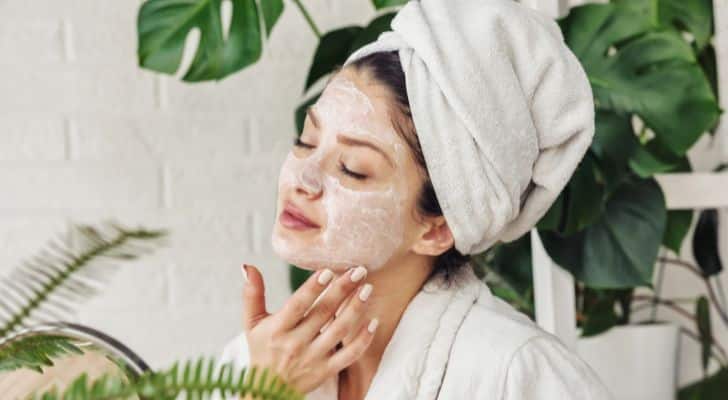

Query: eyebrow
<box><xmin>307</xmin><ymin>106</ymin><xmax>395</xmax><ymax>168</ymax></box>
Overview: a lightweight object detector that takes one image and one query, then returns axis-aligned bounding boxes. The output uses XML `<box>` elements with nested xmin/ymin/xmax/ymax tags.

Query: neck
<box><xmin>333</xmin><ymin>253</ymin><xmax>435</xmax><ymax>399</ymax></box>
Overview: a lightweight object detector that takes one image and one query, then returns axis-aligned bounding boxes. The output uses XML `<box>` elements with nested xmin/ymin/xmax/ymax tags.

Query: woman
<box><xmin>218</xmin><ymin>0</ymin><xmax>612</xmax><ymax>399</ymax></box>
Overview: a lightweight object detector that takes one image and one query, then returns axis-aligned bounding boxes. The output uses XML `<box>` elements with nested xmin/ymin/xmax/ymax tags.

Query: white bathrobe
<box><xmin>216</xmin><ymin>265</ymin><xmax>613</xmax><ymax>399</ymax></box>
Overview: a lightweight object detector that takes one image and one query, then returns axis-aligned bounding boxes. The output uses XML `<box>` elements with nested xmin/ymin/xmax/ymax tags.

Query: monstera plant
<box><xmin>135</xmin><ymin>0</ymin><xmax>724</xmax><ymax>396</ymax></box>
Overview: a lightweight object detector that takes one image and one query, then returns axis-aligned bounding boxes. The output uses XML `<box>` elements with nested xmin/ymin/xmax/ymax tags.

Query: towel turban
<box><xmin>343</xmin><ymin>0</ymin><xmax>595</xmax><ymax>255</ymax></box>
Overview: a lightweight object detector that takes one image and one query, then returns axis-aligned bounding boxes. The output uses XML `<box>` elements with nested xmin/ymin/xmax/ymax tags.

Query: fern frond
<box><xmin>0</xmin><ymin>221</ymin><xmax>168</xmax><ymax>338</ymax></box>
<box><xmin>0</xmin><ymin>334</ymin><xmax>83</xmax><ymax>373</ymax></box>
<box><xmin>34</xmin><ymin>357</ymin><xmax>305</xmax><ymax>400</ymax></box>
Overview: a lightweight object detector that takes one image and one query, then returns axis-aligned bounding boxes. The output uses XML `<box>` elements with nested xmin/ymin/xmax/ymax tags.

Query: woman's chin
<box><xmin>270</xmin><ymin>226</ymin><xmax>373</xmax><ymax>272</ymax></box>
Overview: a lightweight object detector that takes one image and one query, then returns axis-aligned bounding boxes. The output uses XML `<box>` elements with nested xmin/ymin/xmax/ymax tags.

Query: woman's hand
<box><xmin>240</xmin><ymin>264</ymin><xmax>378</xmax><ymax>396</ymax></box>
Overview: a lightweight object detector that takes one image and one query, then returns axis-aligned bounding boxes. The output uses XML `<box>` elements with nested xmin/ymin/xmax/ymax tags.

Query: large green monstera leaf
<box><xmin>560</xmin><ymin>0</ymin><xmax>720</xmax><ymax>156</ymax></box>
<box><xmin>137</xmin><ymin>0</ymin><xmax>284</xmax><ymax>81</ymax></box>
<box><xmin>530</xmin><ymin>0</ymin><xmax>719</xmax><ymax>288</ymax></box>
<box><xmin>541</xmin><ymin>178</ymin><xmax>667</xmax><ymax>288</ymax></box>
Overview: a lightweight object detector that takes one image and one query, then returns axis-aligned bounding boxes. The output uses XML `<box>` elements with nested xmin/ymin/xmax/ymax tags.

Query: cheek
<box><xmin>319</xmin><ymin>182</ymin><xmax>406</xmax><ymax>269</ymax></box>
<box><xmin>271</xmin><ymin>153</ymin><xmax>409</xmax><ymax>271</ymax></box>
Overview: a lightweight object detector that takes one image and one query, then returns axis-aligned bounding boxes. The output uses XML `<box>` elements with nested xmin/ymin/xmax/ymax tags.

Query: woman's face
<box><xmin>271</xmin><ymin>67</ymin><xmax>425</xmax><ymax>272</ymax></box>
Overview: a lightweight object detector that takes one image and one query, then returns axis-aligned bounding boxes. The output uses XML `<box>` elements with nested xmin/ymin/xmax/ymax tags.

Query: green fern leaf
<box><xmin>0</xmin><ymin>334</ymin><xmax>83</xmax><ymax>373</ymax></box>
<box><xmin>0</xmin><ymin>221</ymin><xmax>168</xmax><ymax>338</ymax></box>
<box><xmin>33</xmin><ymin>357</ymin><xmax>305</xmax><ymax>400</ymax></box>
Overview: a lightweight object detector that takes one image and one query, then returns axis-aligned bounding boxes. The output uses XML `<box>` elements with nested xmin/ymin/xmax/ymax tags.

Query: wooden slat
<box><xmin>531</xmin><ymin>230</ymin><xmax>578</xmax><ymax>350</ymax></box>
<box><xmin>655</xmin><ymin>173</ymin><xmax>728</xmax><ymax>210</ymax></box>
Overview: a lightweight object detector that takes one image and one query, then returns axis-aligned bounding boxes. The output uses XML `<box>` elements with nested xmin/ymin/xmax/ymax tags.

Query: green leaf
<box><xmin>696</xmin><ymin>296</ymin><xmax>712</xmax><ymax>372</ymax></box>
<box><xmin>0</xmin><ymin>222</ymin><xmax>168</xmax><ymax>338</ymax></box>
<box><xmin>536</xmin><ymin>191</ymin><xmax>564</xmax><ymax>231</ymax></box>
<box><xmin>658</xmin><ymin>0</ymin><xmax>713</xmax><ymax>51</ymax></box>
<box><xmin>138</xmin><ymin>0</ymin><xmax>277</xmax><ymax>82</ymax></box>
<box><xmin>629</xmin><ymin>137</ymin><xmax>692</xmax><ymax>177</ymax></box>
<box><xmin>304</xmin><ymin>13</ymin><xmax>396</xmax><ymax>93</ymax></box>
<box><xmin>348</xmin><ymin>13</ymin><xmax>397</xmax><ymax>52</ymax></box>
<box><xmin>536</xmin><ymin>153</ymin><xmax>606</xmax><ymax>235</ymax></box>
<box><xmin>488</xmin><ymin>235</ymin><xmax>533</xmax><ymax>295</ymax></box>
<box><xmin>590</xmin><ymin>110</ymin><xmax>639</xmax><ymax>192</ymax></box>
<box><xmin>678</xmin><ymin>367</ymin><xmax>728</xmax><ymax>400</ymax></box>
<box><xmin>260</xmin><ymin>0</ymin><xmax>284</xmax><ymax>37</ymax></box>
<box><xmin>698</xmin><ymin>45</ymin><xmax>720</xmax><ymax>134</ymax></box>
<box><xmin>580</xmin><ymin>288</ymin><xmax>621</xmax><ymax>337</ymax></box>
<box><xmin>289</xmin><ymin>264</ymin><xmax>313</xmax><ymax>292</ymax></box>
<box><xmin>629</xmin><ymin>140</ymin><xmax>688</xmax><ymax>178</ymax></box>
<box><xmin>294</xmin><ymin>92</ymin><xmax>321</xmax><ymax>134</ymax></box>
<box><xmin>0</xmin><ymin>335</ymin><xmax>83</xmax><ymax>373</ymax></box>
<box><xmin>561</xmin><ymin>1</ymin><xmax>720</xmax><ymax>156</ymax></box>
<box><xmin>371</xmin><ymin>0</ymin><xmax>408</xmax><ymax>9</ymax></box>
<box><xmin>561</xmin><ymin>154</ymin><xmax>606</xmax><ymax>235</ymax></box>
<box><xmin>304</xmin><ymin>27</ymin><xmax>364</xmax><ymax>92</ymax></box>
<box><xmin>32</xmin><ymin>357</ymin><xmax>305</xmax><ymax>400</ymax></box>
<box><xmin>692</xmin><ymin>209</ymin><xmax>724</xmax><ymax>276</ymax></box>
<box><xmin>663</xmin><ymin>209</ymin><xmax>693</xmax><ymax>253</ymax></box>
<box><xmin>540</xmin><ymin>178</ymin><xmax>667</xmax><ymax>288</ymax></box>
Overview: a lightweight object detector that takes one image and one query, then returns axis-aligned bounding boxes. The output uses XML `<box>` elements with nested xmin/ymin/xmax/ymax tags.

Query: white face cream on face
<box><xmin>271</xmin><ymin>75</ymin><xmax>409</xmax><ymax>272</ymax></box>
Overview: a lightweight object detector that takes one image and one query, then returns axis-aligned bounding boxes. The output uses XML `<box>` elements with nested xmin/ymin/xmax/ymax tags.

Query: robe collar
<box><xmin>305</xmin><ymin>264</ymin><xmax>491</xmax><ymax>400</ymax></box>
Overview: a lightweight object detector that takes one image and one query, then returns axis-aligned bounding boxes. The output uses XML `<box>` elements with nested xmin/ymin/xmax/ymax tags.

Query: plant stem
<box><xmin>658</xmin><ymin>256</ymin><xmax>728</xmax><ymax>326</ymax></box>
<box><xmin>651</xmin><ymin>251</ymin><xmax>667</xmax><ymax>322</ymax></box>
<box><xmin>291</xmin><ymin>0</ymin><xmax>321</xmax><ymax>39</ymax></box>
<box><xmin>679</xmin><ymin>326</ymin><xmax>728</xmax><ymax>368</ymax></box>
<box><xmin>632</xmin><ymin>295</ymin><xmax>728</xmax><ymax>363</ymax></box>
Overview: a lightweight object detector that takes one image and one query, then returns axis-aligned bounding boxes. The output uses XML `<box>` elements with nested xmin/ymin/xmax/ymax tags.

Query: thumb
<box><xmin>241</xmin><ymin>264</ymin><xmax>269</xmax><ymax>331</ymax></box>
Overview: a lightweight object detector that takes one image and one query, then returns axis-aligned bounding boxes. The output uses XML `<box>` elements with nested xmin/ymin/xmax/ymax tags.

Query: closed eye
<box><xmin>293</xmin><ymin>137</ymin><xmax>368</xmax><ymax>180</ymax></box>
<box><xmin>293</xmin><ymin>137</ymin><xmax>314</xmax><ymax>149</ymax></box>
<box><xmin>339</xmin><ymin>162</ymin><xmax>367</xmax><ymax>180</ymax></box>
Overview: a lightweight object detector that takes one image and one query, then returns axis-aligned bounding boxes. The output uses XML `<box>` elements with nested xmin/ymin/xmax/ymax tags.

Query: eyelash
<box><xmin>293</xmin><ymin>137</ymin><xmax>368</xmax><ymax>180</ymax></box>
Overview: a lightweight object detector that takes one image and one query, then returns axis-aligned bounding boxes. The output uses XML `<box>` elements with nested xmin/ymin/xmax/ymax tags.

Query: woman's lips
<box><xmin>280</xmin><ymin>203</ymin><xmax>320</xmax><ymax>230</ymax></box>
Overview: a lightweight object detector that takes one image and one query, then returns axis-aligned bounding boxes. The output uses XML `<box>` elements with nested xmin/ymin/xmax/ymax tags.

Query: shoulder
<box><xmin>443</xmin><ymin>284</ymin><xmax>613</xmax><ymax>399</ymax></box>
<box><xmin>501</xmin><ymin>335</ymin><xmax>613</xmax><ymax>399</ymax></box>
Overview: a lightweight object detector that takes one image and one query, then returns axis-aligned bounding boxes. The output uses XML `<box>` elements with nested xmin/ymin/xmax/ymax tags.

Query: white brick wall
<box><xmin>0</xmin><ymin>0</ymin><xmax>374</xmax><ymax>369</ymax></box>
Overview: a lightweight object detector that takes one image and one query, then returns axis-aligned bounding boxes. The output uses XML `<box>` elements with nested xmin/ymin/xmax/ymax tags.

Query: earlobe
<box><xmin>412</xmin><ymin>218</ymin><xmax>454</xmax><ymax>256</ymax></box>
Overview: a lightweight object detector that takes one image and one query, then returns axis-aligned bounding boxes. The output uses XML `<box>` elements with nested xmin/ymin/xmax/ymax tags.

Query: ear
<box><xmin>411</xmin><ymin>215</ymin><xmax>455</xmax><ymax>256</ymax></box>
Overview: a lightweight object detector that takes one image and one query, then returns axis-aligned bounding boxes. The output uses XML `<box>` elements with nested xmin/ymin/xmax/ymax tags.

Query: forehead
<box><xmin>314</xmin><ymin>70</ymin><xmax>398</xmax><ymax>139</ymax></box>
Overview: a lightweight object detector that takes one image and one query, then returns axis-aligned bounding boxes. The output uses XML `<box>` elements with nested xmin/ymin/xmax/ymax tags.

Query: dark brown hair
<box><xmin>342</xmin><ymin>50</ymin><xmax>471</xmax><ymax>284</ymax></box>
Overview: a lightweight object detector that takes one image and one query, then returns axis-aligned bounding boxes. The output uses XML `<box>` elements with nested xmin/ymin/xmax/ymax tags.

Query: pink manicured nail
<box><xmin>359</xmin><ymin>284</ymin><xmax>373</xmax><ymax>302</ymax></box>
<box><xmin>350</xmin><ymin>266</ymin><xmax>367</xmax><ymax>282</ymax></box>
<box><xmin>318</xmin><ymin>269</ymin><xmax>334</xmax><ymax>285</ymax></box>
<box><xmin>367</xmin><ymin>318</ymin><xmax>379</xmax><ymax>333</ymax></box>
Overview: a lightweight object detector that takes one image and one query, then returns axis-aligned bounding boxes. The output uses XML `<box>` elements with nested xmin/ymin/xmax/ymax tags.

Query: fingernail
<box><xmin>318</xmin><ymin>269</ymin><xmax>334</xmax><ymax>285</ymax></box>
<box><xmin>350</xmin><ymin>266</ymin><xmax>367</xmax><ymax>282</ymax></box>
<box><xmin>241</xmin><ymin>264</ymin><xmax>249</xmax><ymax>285</ymax></box>
<box><xmin>358</xmin><ymin>283</ymin><xmax>373</xmax><ymax>302</ymax></box>
<box><xmin>367</xmin><ymin>318</ymin><xmax>379</xmax><ymax>333</ymax></box>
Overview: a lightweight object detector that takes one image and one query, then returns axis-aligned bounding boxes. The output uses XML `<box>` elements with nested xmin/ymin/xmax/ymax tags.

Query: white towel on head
<box><xmin>343</xmin><ymin>0</ymin><xmax>595</xmax><ymax>255</ymax></box>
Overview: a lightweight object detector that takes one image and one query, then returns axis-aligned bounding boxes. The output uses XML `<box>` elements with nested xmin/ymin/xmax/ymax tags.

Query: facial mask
<box><xmin>271</xmin><ymin>76</ymin><xmax>409</xmax><ymax>272</ymax></box>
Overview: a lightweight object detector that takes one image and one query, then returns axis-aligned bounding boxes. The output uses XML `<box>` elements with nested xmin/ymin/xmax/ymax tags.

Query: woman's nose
<box><xmin>296</xmin><ymin>161</ymin><xmax>323</xmax><ymax>197</ymax></box>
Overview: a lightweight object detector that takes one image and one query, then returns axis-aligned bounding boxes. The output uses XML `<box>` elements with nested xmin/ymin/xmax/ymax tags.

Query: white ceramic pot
<box><xmin>576</xmin><ymin>323</ymin><xmax>680</xmax><ymax>400</ymax></box>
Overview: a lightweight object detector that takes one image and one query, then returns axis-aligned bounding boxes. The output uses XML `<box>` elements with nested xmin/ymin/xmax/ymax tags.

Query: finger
<box><xmin>241</xmin><ymin>264</ymin><xmax>269</xmax><ymax>332</ymax></box>
<box><xmin>334</xmin><ymin>289</ymin><xmax>353</xmax><ymax>318</ymax></box>
<box><xmin>295</xmin><ymin>266</ymin><xmax>368</xmax><ymax>340</ymax></box>
<box><xmin>273</xmin><ymin>267</ymin><xmax>336</xmax><ymax>332</ymax></box>
<box><xmin>317</xmin><ymin>289</ymin><xmax>355</xmax><ymax>335</ymax></box>
<box><xmin>310</xmin><ymin>283</ymin><xmax>372</xmax><ymax>354</ymax></box>
<box><xmin>326</xmin><ymin>317</ymin><xmax>379</xmax><ymax>373</ymax></box>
